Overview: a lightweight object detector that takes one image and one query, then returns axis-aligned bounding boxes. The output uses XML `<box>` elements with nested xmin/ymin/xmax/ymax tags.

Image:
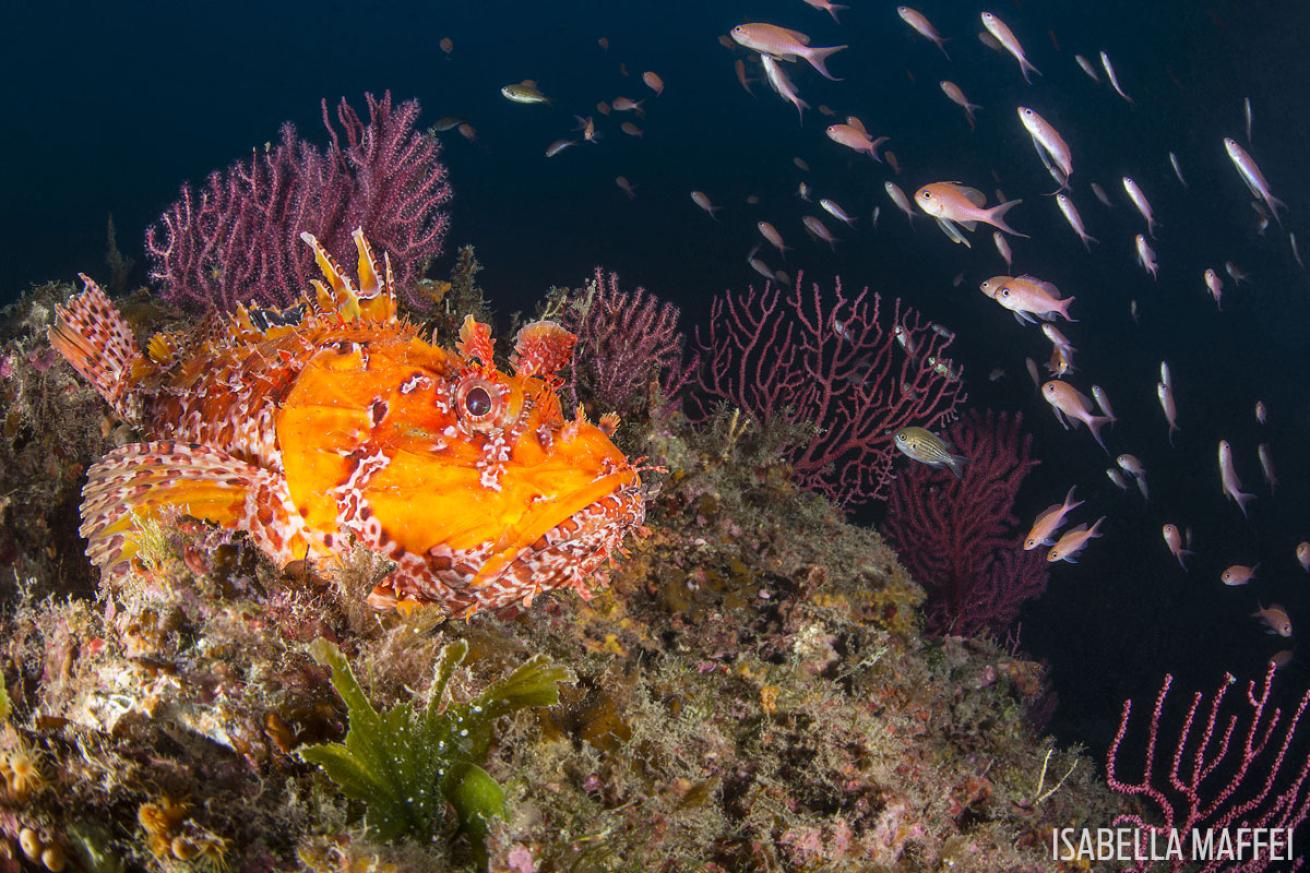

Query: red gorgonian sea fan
<box><xmin>883</xmin><ymin>409</ymin><xmax>1049</xmax><ymax>637</ymax></box>
<box><xmin>564</xmin><ymin>267</ymin><xmax>691</xmax><ymax>418</ymax></box>
<box><xmin>146</xmin><ymin>91</ymin><xmax>452</xmax><ymax>311</ymax></box>
<box><xmin>686</xmin><ymin>275</ymin><xmax>965</xmax><ymax>507</ymax></box>
<box><xmin>1106</xmin><ymin>663</ymin><xmax>1310</xmax><ymax>872</ymax></box>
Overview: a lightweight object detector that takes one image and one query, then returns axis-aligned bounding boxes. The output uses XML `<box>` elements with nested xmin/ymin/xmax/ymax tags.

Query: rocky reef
<box><xmin>0</xmin><ymin>273</ymin><xmax>1119</xmax><ymax>872</ymax></box>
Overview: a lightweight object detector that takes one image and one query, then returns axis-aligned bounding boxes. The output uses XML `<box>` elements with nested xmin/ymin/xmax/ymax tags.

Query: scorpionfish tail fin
<box><xmin>300</xmin><ymin>228</ymin><xmax>398</xmax><ymax>324</ymax></box>
<box><xmin>80</xmin><ymin>441</ymin><xmax>313</xmax><ymax>581</ymax></box>
<box><xmin>48</xmin><ymin>274</ymin><xmax>142</xmax><ymax>422</ymax></box>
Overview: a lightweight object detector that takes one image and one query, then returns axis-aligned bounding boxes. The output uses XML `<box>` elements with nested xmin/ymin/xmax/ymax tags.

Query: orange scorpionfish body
<box><xmin>49</xmin><ymin>230</ymin><xmax>645</xmax><ymax>616</ymax></box>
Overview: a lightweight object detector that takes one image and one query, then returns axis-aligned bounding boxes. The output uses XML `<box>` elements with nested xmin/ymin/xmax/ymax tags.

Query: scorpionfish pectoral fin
<box><xmin>79</xmin><ymin>441</ymin><xmax>316</xmax><ymax>581</ymax></box>
<box><xmin>47</xmin><ymin>274</ymin><xmax>142</xmax><ymax>423</ymax></box>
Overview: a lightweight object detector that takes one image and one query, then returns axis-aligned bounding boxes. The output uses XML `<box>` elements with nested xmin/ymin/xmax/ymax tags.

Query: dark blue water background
<box><xmin>4</xmin><ymin>0</ymin><xmax>1310</xmax><ymax>756</ymax></box>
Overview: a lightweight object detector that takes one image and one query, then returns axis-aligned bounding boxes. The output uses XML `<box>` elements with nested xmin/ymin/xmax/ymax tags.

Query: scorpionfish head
<box><xmin>421</xmin><ymin>315</ymin><xmax>645</xmax><ymax>606</ymax></box>
<box><xmin>270</xmin><ymin>232</ymin><xmax>647</xmax><ymax>614</ymax></box>
<box><xmin>277</xmin><ymin>304</ymin><xmax>645</xmax><ymax>614</ymax></box>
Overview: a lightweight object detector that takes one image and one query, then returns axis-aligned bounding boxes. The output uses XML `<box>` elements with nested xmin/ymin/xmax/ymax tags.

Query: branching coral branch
<box><xmin>883</xmin><ymin>409</ymin><xmax>1048</xmax><ymax>637</ymax></box>
<box><xmin>686</xmin><ymin>275</ymin><xmax>965</xmax><ymax>507</ymax></box>
<box><xmin>146</xmin><ymin>92</ymin><xmax>451</xmax><ymax>311</ymax></box>
<box><xmin>1106</xmin><ymin>663</ymin><xmax>1310</xmax><ymax>872</ymax></box>
<box><xmin>564</xmin><ymin>267</ymin><xmax>689</xmax><ymax>418</ymax></box>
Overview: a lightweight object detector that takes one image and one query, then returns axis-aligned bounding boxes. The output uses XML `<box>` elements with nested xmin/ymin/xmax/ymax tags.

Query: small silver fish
<box><xmin>1169</xmin><ymin>152</ymin><xmax>1188</xmax><ymax>189</ymax></box>
<box><xmin>746</xmin><ymin>245</ymin><xmax>776</xmax><ymax>282</ymax></box>
<box><xmin>1135</xmin><ymin>234</ymin><xmax>1158</xmax><ymax>281</ymax></box>
<box><xmin>820</xmin><ymin>198</ymin><xmax>857</xmax><ymax>226</ymax></box>
<box><xmin>544</xmin><ymin>138</ymin><xmax>576</xmax><ymax>157</ymax></box>
<box><xmin>885</xmin><ymin>181</ymin><xmax>917</xmax><ymax>226</ymax></box>
<box><xmin>1091</xmin><ymin>385</ymin><xmax>1115</xmax><ymax>421</ymax></box>
<box><xmin>803</xmin><ymin>215</ymin><xmax>838</xmax><ymax>251</ymax></box>
<box><xmin>1158</xmin><ymin>381</ymin><xmax>1179</xmax><ymax>446</ymax></box>
<box><xmin>893</xmin><ymin>324</ymin><xmax>917</xmax><ymax>356</ymax></box>
<box><xmin>1090</xmin><ymin>181</ymin><xmax>1113</xmax><ymax>208</ymax></box>
<box><xmin>1258</xmin><ymin>442</ymin><xmax>1277</xmax><ymax>493</ymax></box>
<box><xmin>1117</xmin><ymin>454</ymin><xmax>1148</xmax><ymax>500</ymax></box>
<box><xmin>1204</xmin><ymin>268</ymin><xmax>1225</xmax><ymax>310</ymax></box>
<box><xmin>1122</xmin><ymin>177</ymin><xmax>1158</xmax><ymax>238</ymax></box>
<box><xmin>993</xmin><ymin>231</ymin><xmax>1013</xmax><ymax>270</ymax></box>
<box><xmin>1252</xmin><ymin>201</ymin><xmax>1271</xmax><ymax>236</ymax></box>
<box><xmin>1056</xmin><ymin>193</ymin><xmax>1097</xmax><ymax>250</ymax></box>
<box><xmin>1225</xmin><ymin>138</ymin><xmax>1285</xmax><ymax>225</ymax></box>
<box><xmin>1099</xmin><ymin>51</ymin><xmax>1133</xmax><ymax>104</ymax></box>
<box><xmin>1075</xmin><ymin>54</ymin><xmax>1100</xmax><ymax>83</ymax></box>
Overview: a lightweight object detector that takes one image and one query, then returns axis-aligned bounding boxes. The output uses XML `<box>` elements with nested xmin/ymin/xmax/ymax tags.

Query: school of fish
<box><xmin>444</xmin><ymin>6</ymin><xmax>1303</xmax><ymax>646</ymax></box>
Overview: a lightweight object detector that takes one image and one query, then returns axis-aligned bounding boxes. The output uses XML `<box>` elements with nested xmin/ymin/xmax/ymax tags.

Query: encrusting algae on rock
<box><xmin>47</xmin><ymin>230</ymin><xmax>646</xmax><ymax>618</ymax></box>
<box><xmin>0</xmin><ymin>232</ymin><xmax>1125</xmax><ymax>871</ymax></box>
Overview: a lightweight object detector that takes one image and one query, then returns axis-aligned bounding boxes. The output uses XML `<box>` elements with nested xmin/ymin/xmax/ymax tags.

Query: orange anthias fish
<box><xmin>1252</xmin><ymin>603</ymin><xmax>1293</xmax><ymax>638</ymax></box>
<box><xmin>1162</xmin><ymin>523</ymin><xmax>1193</xmax><ymax>570</ymax></box>
<box><xmin>1220</xmin><ymin>563</ymin><xmax>1259</xmax><ymax>586</ymax></box>
<box><xmin>1024</xmin><ymin>485</ymin><xmax>1082</xmax><ymax>550</ymax></box>
<box><xmin>995</xmin><ymin>275</ymin><xmax>1076</xmax><ymax>324</ymax></box>
<box><xmin>915</xmin><ymin>182</ymin><xmax>1026</xmax><ymax>244</ymax></box>
<box><xmin>1042</xmin><ymin>381</ymin><xmax>1111</xmax><ymax>451</ymax></box>
<box><xmin>979</xmin><ymin>275</ymin><xmax>1014</xmax><ymax>300</ymax></box>
<box><xmin>825</xmin><ymin>116</ymin><xmax>887</xmax><ymax>161</ymax></box>
<box><xmin>1047</xmin><ymin>516</ymin><xmax>1105</xmax><ymax>564</ymax></box>
<box><xmin>49</xmin><ymin>230</ymin><xmax>646</xmax><ymax>617</ymax></box>
<box><xmin>730</xmin><ymin>23</ymin><xmax>847</xmax><ymax>81</ymax></box>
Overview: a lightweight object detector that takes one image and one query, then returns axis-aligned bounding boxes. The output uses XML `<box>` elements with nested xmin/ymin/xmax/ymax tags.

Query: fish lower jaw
<box><xmin>368</xmin><ymin>483</ymin><xmax>646</xmax><ymax>617</ymax></box>
<box><xmin>508</xmin><ymin>482</ymin><xmax>647</xmax><ymax>594</ymax></box>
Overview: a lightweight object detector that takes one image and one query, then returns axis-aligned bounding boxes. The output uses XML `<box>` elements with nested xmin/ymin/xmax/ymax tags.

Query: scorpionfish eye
<box><xmin>455</xmin><ymin>375</ymin><xmax>508</xmax><ymax>429</ymax></box>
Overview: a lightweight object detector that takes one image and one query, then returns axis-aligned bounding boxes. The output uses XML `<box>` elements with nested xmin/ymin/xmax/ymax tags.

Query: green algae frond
<box><xmin>300</xmin><ymin>637</ymin><xmax>571</xmax><ymax>855</ymax></box>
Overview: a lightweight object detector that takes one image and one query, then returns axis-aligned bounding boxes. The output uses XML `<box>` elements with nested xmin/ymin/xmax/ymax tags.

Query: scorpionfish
<box><xmin>49</xmin><ymin>230</ymin><xmax>645</xmax><ymax>616</ymax></box>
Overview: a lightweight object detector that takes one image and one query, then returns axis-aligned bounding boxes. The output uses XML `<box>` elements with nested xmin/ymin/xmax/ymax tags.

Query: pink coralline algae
<box><xmin>883</xmin><ymin>410</ymin><xmax>1048</xmax><ymax>637</ymax></box>
<box><xmin>564</xmin><ymin>267</ymin><xmax>690</xmax><ymax>417</ymax></box>
<box><xmin>687</xmin><ymin>275</ymin><xmax>965</xmax><ymax>507</ymax></box>
<box><xmin>1106</xmin><ymin>663</ymin><xmax>1310</xmax><ymax>872</ymax></box>
<box><xmin>146</xmin><ymin>92</ymin><xmax>452</xmax><ymax>312</ymax></box>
